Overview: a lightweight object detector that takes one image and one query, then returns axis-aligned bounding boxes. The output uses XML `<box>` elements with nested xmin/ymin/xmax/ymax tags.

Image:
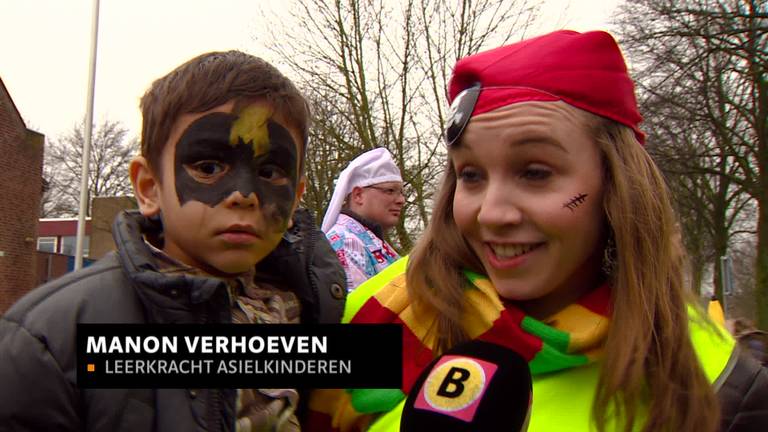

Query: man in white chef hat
<box><xmin>322</xmin><ymin>147</ymin><xmax>405</xmax><ymax>292</ymax></box>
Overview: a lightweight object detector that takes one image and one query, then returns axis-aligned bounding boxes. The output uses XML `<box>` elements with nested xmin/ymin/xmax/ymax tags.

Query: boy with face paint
<box><xmin>144</xmin><ymin>99</ymin><xmax>305</xmax><ymax>276</ymax></box>
<box><xmin>0</xmin><ymin>51</ymin><xmax>347</xmax><ymax>432</ymax></box>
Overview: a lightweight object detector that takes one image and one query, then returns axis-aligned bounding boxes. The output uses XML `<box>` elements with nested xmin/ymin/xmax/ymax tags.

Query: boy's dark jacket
<box><xmin>0</xmin><ymin>209</ymin><xmax>347</xmax><ymax>432</ymax></box>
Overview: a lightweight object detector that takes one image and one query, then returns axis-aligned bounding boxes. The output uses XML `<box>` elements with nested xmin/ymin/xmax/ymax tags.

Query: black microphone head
<box><xmin>400</xmin><ymin>340</ymin><xmax>532</xmax><ymax>431</ymax></box>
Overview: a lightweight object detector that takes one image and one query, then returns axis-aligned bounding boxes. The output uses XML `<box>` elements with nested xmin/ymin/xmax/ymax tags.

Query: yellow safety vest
<box><xmin>349</xmin><ymin>261</ymin><xmax>736</xmax><ymax>431</ymax></box>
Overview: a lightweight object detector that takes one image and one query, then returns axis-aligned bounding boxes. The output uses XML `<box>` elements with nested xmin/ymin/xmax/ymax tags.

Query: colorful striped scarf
<box><xmin>343</xmin><ymin>264</ymin><xmax>612</xmax><ymax>416</ymax></box>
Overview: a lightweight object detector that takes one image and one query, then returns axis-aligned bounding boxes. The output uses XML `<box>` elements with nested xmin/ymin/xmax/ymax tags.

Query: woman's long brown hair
<box><xmin>406</xmin><ymin>116</ymin><xmax>719</xmax><ymax>431</ymax></box>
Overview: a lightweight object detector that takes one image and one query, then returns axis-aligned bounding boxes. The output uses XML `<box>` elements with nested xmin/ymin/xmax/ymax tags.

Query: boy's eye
<box><xmin>258</xmin><ymin>165</ymin><xmax>288</xmax><ymax>183</ymax></box>
<box><xmin>185</xmin><ymin>161</ymin><xmax>228</xmax><ymax>182</ymax></box>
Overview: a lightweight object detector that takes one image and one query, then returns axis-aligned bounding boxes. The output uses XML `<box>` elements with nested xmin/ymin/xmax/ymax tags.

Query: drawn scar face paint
<box><xmin>563</xmin><ymin>193</ymin><xmax>588</xmax><ymax>212</ymax></box>
<box><xmin>173</xmin><ymin>105</ymin><xmax>299</xmax><ymax>232</ymax></box>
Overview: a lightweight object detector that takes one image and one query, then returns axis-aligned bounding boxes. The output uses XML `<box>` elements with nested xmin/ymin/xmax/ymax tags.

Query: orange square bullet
<box><xmin>87</xmin><ymin>364</ymin><xmax>95</xmax><ymax>372</ymax></box>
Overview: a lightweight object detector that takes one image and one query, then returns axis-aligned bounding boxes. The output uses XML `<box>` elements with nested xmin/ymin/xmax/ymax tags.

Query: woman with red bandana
<box><xmin>308</xmin><ymin>30</ymin><xmax>768</xmax><ymax>432</ymax></box>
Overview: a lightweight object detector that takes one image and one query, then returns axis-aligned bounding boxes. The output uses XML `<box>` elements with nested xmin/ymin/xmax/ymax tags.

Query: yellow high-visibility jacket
<box><xmin>312</xmin><ymin>258</ymin><xmax>767</xmax><ymax>431</ymax></box>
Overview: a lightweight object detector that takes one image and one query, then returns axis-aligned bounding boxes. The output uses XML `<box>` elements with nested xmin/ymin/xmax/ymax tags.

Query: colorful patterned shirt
<box><xmin>325</xmin><ymin>213</ymin><xmax>399</xmax><ymax>292</ymax></box>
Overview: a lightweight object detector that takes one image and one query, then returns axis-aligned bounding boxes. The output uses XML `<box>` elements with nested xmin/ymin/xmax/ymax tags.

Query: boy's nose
<box><xmin>223</xmin><ymin>167</ymin><xmax>260</xmax><ymax>208</ymax></box>
<box><xmin>476</xmin><ymin>183</ymin><xmax>523</xmax><ymax>227</ymax></box>
<box><xmin>223</xmin><ymin>190</ymin><xmax>259</xmax><ymax>209</ymax></box>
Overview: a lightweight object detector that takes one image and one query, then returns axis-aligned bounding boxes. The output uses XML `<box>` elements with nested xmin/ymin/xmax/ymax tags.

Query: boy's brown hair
<box><xmin>139</xmin><ymin>50</ymin><xmax>309</xmax><ymax>178</ymax></box>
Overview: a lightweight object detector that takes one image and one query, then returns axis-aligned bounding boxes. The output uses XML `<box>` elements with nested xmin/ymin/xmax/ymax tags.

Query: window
<box><xmin>60</xmin><ymin>235</ymin><xmax>89</xmax><ymax>257</ymax></box>
<box><xmin>37</xmin><ymin>237</ymin><xmax>57</xmax><ymax>253</ymax></box>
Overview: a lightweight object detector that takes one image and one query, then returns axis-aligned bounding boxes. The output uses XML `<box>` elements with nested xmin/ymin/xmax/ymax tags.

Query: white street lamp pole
<box><xmin>75</xmin><ymin>0</ymin><xmax>100</xmax><ymax>270</ymax></box>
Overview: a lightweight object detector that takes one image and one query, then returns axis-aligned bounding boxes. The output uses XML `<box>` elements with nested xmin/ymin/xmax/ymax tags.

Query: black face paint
<box><xmin>174</xmin><ymin>106</ymin><xmax>299</xmax><ymax>232</ymax></box>
<box><xmin>563</xmin><ymin>193</ymin><xmax>588</xmax><ymax>212</ymax></box>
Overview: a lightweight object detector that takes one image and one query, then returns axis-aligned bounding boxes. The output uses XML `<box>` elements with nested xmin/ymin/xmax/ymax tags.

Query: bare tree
<box><xmin>615</xmin><ymin>0</ymin><xmax>767</xmax><ymax>326</ymax></box>
<box><xmin>301</xmin><ymin>88</ymin><xmax>366</xmax><ymax>224</ymax></box>
<box><xmin>643</xmin><ymin>93</ymin><xmax>754</xmax><ymax>296</ymax></box>
<box><xmin>42</xmin><ymin>120</ymin><xmax>136</xmax><ymax>217</ymax></box>
<box><xmin>729</xmin><ymin>230</ymin><xmax>758</xmax><ymax>319</ymax></box>
<box><xmin>264</xmin><ymin>0</ymin><xmax>539</xmax><ymax>250</ymax></box>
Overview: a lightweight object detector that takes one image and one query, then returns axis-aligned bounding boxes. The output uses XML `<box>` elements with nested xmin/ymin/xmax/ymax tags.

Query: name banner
<box><xmin>77</xmin><ymin>324</ymin><xmax>402</xmax><ymax>388</ymax></box>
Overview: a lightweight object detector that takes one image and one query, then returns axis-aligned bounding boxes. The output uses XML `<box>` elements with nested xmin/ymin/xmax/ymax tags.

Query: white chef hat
<box><xmin>321</xmin><ymin>147</ymin><xmax>403</xmax><ymax>232</ymax></box>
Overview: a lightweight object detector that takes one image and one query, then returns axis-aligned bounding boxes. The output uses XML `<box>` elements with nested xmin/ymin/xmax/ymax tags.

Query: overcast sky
<box><xmin>1</xmin><ymin>0</ymin><xmax>621</xmax><ymax>141</ymax></box>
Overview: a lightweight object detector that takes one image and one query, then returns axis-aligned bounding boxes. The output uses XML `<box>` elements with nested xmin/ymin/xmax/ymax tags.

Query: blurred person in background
<box><xmin>322</xmin><ymin>148</ymin><xmax>404</xmax><ymax>292</ymax></box>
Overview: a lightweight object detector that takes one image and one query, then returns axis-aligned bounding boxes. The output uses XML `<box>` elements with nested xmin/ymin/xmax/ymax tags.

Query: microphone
<box><xmin>400</xmin><ymin>340</ymin><xmax>532</xmax><ymax>431</ymax></box>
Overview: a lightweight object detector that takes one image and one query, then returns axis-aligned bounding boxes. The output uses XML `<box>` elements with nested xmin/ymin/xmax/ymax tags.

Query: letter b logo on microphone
<box><xmin>415</xmin><ymin>355</ymin><xmax>498</xmax><ymax>422</ymax></box>
<box><xmin>402</xmin><ymin>341</ymin><xmax>531</xmax><ymax>431</ymax></box>
<box><xmin>436</xmin><ymin>366</ymin><xmax>470</xmax><ymax>397</ymax></box>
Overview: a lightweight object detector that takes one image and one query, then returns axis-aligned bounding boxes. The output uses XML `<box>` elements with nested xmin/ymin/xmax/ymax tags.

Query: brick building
<box><xmin>33</xmin><ymin>196</ymin><xmax>135</xmax><ymax>286</ymax></box>
<box><xmin>0</xmin><ymin>77</ymin><xmax>44</xmax><ymax>313</ymax></box>
<box><xmin>36</xmin><ymin>218</ymin><xmax>93</xmax><ymax>286</ymax></box>
<box><xmin>37</xmin><ymin>218</ymin><xmax>92</xmax><ymax>256</ymax></box>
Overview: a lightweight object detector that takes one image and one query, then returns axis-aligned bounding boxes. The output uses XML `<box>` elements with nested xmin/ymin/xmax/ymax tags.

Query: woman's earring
<box><xmin>602</xmin><ymin>234</ymin><xmax>617</xmax><ymax>277</ymax></box>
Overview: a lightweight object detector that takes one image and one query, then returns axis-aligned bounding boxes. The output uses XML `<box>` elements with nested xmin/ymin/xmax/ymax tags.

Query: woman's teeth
<box><xmin>491</xmin><ymin>243</ymin><xmax>539</xmax><ymax>258</ymax></box>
